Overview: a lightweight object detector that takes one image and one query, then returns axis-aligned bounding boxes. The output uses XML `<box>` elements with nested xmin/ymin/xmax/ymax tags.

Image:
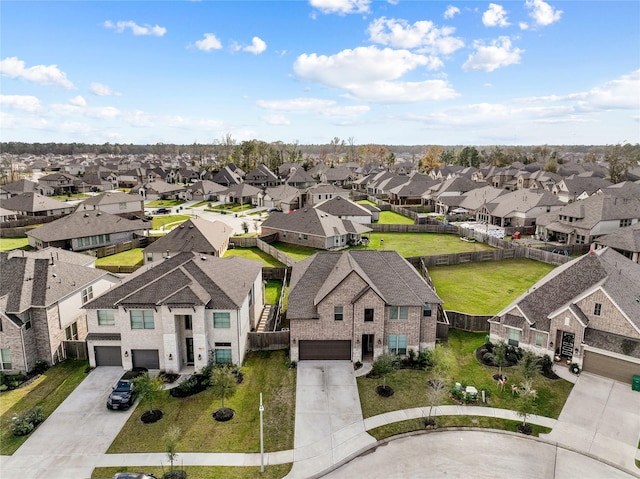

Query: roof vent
<box><xmin>201</xmin><ymin>256</ymin><xmax>207</xmax><ymax>260</ymax></box>
<box><xmin>84</xmin><ymin>213</ymin><xmax>89</xmax><ymax>217</ymax></box>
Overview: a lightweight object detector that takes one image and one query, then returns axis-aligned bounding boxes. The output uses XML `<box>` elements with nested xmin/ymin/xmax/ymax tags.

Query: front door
<box><xmin>362</xmin><ymin>334</ymin><xmax>374</xmax><ymax>361</ymax></box>
<box><xmin>561</xmin><ymin>331</ymin><xmax>575</xmax><ymax>357</ymax></box>
<box><xmin>186</xmin><ymin>338</ymin><xmax>194</xmax><ymax>364</ymax></box>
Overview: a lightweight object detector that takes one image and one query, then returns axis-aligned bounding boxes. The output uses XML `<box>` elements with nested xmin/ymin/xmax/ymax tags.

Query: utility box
<box><xmin>632</xmin><ymin>375</ymin><xmax>640</xmax><ymax>392</ymax></box>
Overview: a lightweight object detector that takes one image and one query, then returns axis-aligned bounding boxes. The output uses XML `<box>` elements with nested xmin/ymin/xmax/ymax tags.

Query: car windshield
<box><xmin>114</xmin><ymin>381</ymin><xmax>132</xmax><ymax>392</ymax></box>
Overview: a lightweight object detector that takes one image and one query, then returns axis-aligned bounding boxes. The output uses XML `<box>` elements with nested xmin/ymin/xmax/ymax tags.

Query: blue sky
<box><xmin>1</xmin><ymin>0</ymin><xmax>639</xmax><ymax>146</ymax></box>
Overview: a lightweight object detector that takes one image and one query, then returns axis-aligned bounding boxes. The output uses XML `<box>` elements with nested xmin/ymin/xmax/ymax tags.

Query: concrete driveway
<box><xmin>284</xmin><ymin>361</ymin><xmax>376</xmax><ymax>479</ymax></box>
<box><xmin>2</xmin><ymin>366</ymin><xmax>134</xmax><ymax>479</ymax></box>
<box><xmin>543</xmin><ymin>372</ymin><xmax>640</xmax><ymax>471</ymax></box>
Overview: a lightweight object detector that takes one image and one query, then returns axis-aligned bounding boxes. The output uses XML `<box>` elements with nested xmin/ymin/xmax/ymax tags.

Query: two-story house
<box><xmin>83</xmin><ymin>252</ymin><xmax>264</xmax><ymax>372</ymax></box>
<box><xmin>287</xmin><ymin>250</ymin><xmax>443</xmax><ymax>362</ymax></box>
<box><xmin>76</xmin><ymin>192</ymin><xmax>144</xmax><ymax>219</ymax></box>
<box><xmin>488</xmin><ymin>247</ymin><xmax>640</xmax><ymax>384</ymax></box>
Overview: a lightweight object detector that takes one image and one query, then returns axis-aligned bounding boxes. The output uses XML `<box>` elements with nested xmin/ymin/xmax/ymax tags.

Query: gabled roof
<box><xmin>2</xmin><ymin>192</ymin><xmax>71</xmax><ymax>213</ymax></box>
<box><xmin>27</xmin><ymin>210</ymin><xmax>148</xmax><ymax>242</ymax></box>
<box><xmin>458</xmin><ymin>186</ymin><xmax>507</xmax><ymax>210</ymax></box>
<box><xmin>484</xmin><ymin>190</ymin><xmax>563</xmax><ymax>217</ymax></box>
<box><xmin>144</xmin><ymin>218</ymin><xmax>231</xmax><ymax>254</ymax></box>
<box><xmin>245</xmin><ymin>164</ymin><xmax>278</xmax><ymax>182</ymax></box>
<box><xmin>185</xmin><ymin>180</ymin><xmax>227</xmax><ymax>195</ymax></box>
<box><xmin>323</xmin><ymin>166</ymin><xmax>353</xmax><ymax>181</ymax></box>
<box><xmin>286</xmin><ymin>167</ymin><xmax>316</xmax><ymax>185</ymax></box>
<box><xmin>540</xmin><ymin>194</ymin><xmax>640</xmax><ymax>229</ymax></box>
<box><xmin>78</xmin><ymin>192</ymin><xmax>142</xmax><ymax>207</ymax></box>
<box><xmin>388</xmin><ymin>175</ymin><xmax>438</xmax><ymax>197</ymax></box>
<box><xmin>593</xmin><ymin>223</ymin><xmax>640</xmax><ymax>253</ymax></box>
<box><xmin>5</xmin><ymin>247</ymin><xmax>96</xmax><ymax>267</ymax></box>
<box><xmin>288</xmin><ymin>250</ymin><xmax>442</xmax><ymax>319</ymax></box>
<box><xmin>558</xmin><ymin>175</ymin><xmax>612</xmax><ymax>196</ymax></box>
<box><xmin>314</xmin><ymin>196</ymin><xmax>372</xmax><ymax>217</ymax></box>
<box><xmin>261</xmin><ymin>208</ymin><xmax>371</xmax><ymax>237</ymax></box>
<box><xmin>222</xmin><ymin>182</ymin><xmax>261</xmax><ymax>198</ymax></box>
<box><xmin>263</xmin><ymin>184</ymin><xmax>301</xmax><ymax>202</ymax></box>
<box><xmin>83</xmin><ymin>252</ymin><xmax>261</xmax><ymax>310</ymax></box>
<box><xmin>2</xmin><ymin>179</ymin><xmax>39</xmax><ymax>195</ymax></box>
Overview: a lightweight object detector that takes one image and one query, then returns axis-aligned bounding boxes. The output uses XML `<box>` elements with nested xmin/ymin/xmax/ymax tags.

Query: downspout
<box><xmin>20</xmin><ymin>325</ymin><xmax>28</xmax><ymax>373</ymax></box>
<box><xmin>237</xmin><ymin>309</ymin><xmax>241</xmax><ymax>365</ymax></box>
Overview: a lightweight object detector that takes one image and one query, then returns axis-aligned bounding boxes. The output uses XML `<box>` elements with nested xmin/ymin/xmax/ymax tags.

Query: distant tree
<box><xmin>544</xmin><ymin>159</ymin><xmax>558</xmax><ymax>173</ymax></box>
<box><xmin>420</xmin><ymin>146</ymin><xmax>443</xmax><ymax>172</ymax></box>
<box><xmin>457</xmin><ymin>146</ymin><xmax>480</xmax><ymax>168</ymax></box>
<box><xmin>607</xmin><ymin>142</ymin><xmax>640</xmax><ymax>184</ymax></box>
<box><xmin>439</xmin><ymin>149</ymin><xmax>455</xmax><ymax>165</ymax></box>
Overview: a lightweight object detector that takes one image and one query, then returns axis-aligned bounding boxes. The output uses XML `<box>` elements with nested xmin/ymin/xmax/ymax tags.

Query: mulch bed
<box><xmin>159</xmin><ymin>372</ymin><xmax>181</xmax><ymax>384</ymax></box>
<box><xmin>517</xmin><ymin>423</ymin><xmax>533</xmax><ymax>435</ymax></box>
<box><xmin>212</xmin><ymin>407</ymin><xmax>235</xmax><ymax>422</ymax></box>
<box><xmin>376</xmin><ymin>385</ymin><xmax>394</xmax><ymax>397</ymax></box>
<box><xmin>141</xmin><ymin>409</ymin><xmax>163</xmax><ymax>424</ymax></box>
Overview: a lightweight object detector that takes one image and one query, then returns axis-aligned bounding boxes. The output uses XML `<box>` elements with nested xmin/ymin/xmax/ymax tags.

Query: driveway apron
<box><xmin>2</xmin><ymin>367</ymin><xmax>134</xmax><ymax>479</ymax></box>
<box><xmin>284</xmin><ymin>361</ymin><xmax>376</xmax><ymax>479</ymax></box>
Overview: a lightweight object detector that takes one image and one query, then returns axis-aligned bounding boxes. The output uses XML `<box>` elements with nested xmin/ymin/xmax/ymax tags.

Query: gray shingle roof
<box><xmin>288</xmin><ymin>250</ymin><xmax>442</xmax><ymax>320</ymax></box>
<box><xmin>79</xmin><ymin>192</ymin><xmax>142</xmax><ymax>207</ymax></box>
<box><xmin>144</xmin><ymin>218</ymin><xmax>231</xmax><ymax>254</ymax></box>
<box><xmin>593</xmin><ymin>223</ymin><xmax>640</xmax><ymax>253</ymax></box>
<box><xmin>262</xmin><ymin>208</ymin><xmax>371</xmax><ymax>237</ymax></box>
<box><xmin>2</xmin><ymin>192</ymin><xmax>70</xmax><ymax>213</ymax></box>
<box><xmin>314</xmin><ymin>196</ymin><xmax>372</xmax><ymax>217</ymax></box>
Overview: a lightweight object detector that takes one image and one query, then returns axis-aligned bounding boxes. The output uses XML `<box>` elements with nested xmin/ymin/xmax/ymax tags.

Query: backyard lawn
<box><xmin>376</xmin><ymin>210</ymin><xmax>415</xmax><ymax>225</ymax></box>
<box><xmin>429</xmin><ymin>258</ymin><xmax>556</xmax><ymax>315</ymax></box>
<box><xmin>264</xmin><ymin>279</ymin><xmax>283</xmax><ymax>305</ymax></box>
<box><xmin>358</xmin><ymin>329</ymin><xmax>573</xmax><ymax>424</ymax></box>
<box><xmin>223</xmin><ymin>247</ymin><xmax>285</xmax><ymax>267</ymax></box>
<box><xmin>107</xmin><ymin>350</ymin><xmax>296</xmax><ymax>454</ymax></box>
<box><xmin>94</xmin><ymin>248</ymin><xmax>144</xmax><ymax>267</ymax></box>
<box><xmin>0</xmin><ymin>236</ymin><xmax>31</xmax><ymax>252</ymax></box>
<box><xmin>0</xmin><ymin>360</ymin><xmax>89</xmax><ymax>455</ymax></box>
<box><xmin>152</xmin><ymin>214</ymin><xmax>192</xmax><ymax>230</ymax></box>
<box><xmin>145</xmin><ymin>199</ymin><xmax>185</xmax><ymax>207</ymax></box>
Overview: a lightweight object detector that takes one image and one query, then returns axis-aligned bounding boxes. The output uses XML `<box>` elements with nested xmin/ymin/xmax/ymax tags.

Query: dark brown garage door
<box><xmin>299</xmin><ymin>340</ymin><xmax>351</xmax><ymax>360</ymax></box>
<box><xmin>94</xmin><ymin>346</ymin><xmax>122</xmax><ymax>366</ymax></box>
<box><xmin>583</xmin><ymin>351</ymin><xmax>640</xmax><ymax>384</ymax></box>
<box><xmin>132</xmin><ymin>349</ymin><xmax>160</xmax><ymax>369</ymax></box>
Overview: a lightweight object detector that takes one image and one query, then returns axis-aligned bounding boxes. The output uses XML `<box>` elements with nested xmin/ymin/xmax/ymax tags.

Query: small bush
<box><xmin>169</xmin><ymin>374</ymin><xmax>209</xmax><ymax>398</ymax></box>
<box><xmin>11</xmin><ymin>407</ymin><xmax>45</xmax><ymax>436</ymax></box>
<box><xmin>32</xmin><ymin>360</ymin><xmax>50</xmax><ymax>375</ymax></box>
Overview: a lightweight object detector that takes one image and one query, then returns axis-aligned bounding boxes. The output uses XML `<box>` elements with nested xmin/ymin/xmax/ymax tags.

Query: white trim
<box><xmin>548</xmin><ymin>305</ymin><xmax>588</xmax><ymax>328</ymax></box>
<box><xmin>583</xmin><ymin>345</ymin><xmax>640</xmax><ymax>365</ymax></box>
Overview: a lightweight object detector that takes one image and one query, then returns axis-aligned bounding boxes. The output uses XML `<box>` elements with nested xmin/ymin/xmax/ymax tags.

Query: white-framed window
<box><xmin>388</xmin><ymin>335</ymin><xmax>407</xmax><ymax>355</ymax></box>
<box><xmin>214</xmin><ymin>312</ymin><xmax>231</xmax><ymax>328</ymax></box>
<box><xmin>594</xmin><ymin>303</ymin><xmax>602</xmax><ymax>316</ymax></box>
<box><xmin>81</xmin><ymin>286</ymin><xmax>93</xmax><ymax>304</ymax></box>
<box><xmin>423</xmin><ymin>304</ymin><xmax>432</xmax><ymax>317</ymax></box>
<box><xmin>1</xmin><ymin>348</ymin><xmax>12</xmax><ymax>370</ymax></box>
<box><xmin>97</xmin><ymin>310</ymin><xmax>115</xmax><ymax>325</ymax></box>
<box><xmin>214</xmin><ymin>343</ymin><xmax>232</xmax><ymax>364</ymax></box>
<box><xmin>130</xmin><ymin>310</ymin><xmax>155</xmax><ymax>329</ymax></box>
<box><xmin>146</xmin><ymin>252</ymin><xmax>153</xmax><ymax>263</ymax></box>
<box><xmin>334</xmin><ymin>306</ymin><xmax>343</xmax><ymax>321</ymax></box>
<box><xmin>508</xmin><ymin>328</ymin><xmax>520</xmax><ymax>347</ymax></box>
<box><xmin>535</xmin><ymin>333</ymin><xmax>544</xmax><ymax>347</ymax></box>
<box><xmin>65</xmin><ymin>322</ymin><xmax>78</xmax><ymax>340</ymax></box>
<box><xmin>389</xmin><ymin>306</ymin><xmax>409</xmax><ymax>320</ymax></box>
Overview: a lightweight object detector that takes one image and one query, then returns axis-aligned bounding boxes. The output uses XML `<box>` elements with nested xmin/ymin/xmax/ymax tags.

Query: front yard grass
<box><xmin>94</xmin><ymin>248</ymin><xmax>144</xmax><ymax>267</ymax></box>
<box><xmin>92</xmin><ymin>464</ymin><xmax>292</xmax><ymax>479</ymax></box>
<box><xmin>429</xmin><ymin>258</ymin><xmax>556</xmax><ymax>315</ymax></box>
<box><xmin>145</xmin><ymin>199</ymin><xmax>185</xmax><ymax>207</ymax></box>
<box><xmin>358</xmin><ymin>329</ymin><xmax>573</xmax><ymax>422</ymax></box>
<box><xmin>208</xmin><ymin>203</ymin><xmax>253</xmax><ymax>213</ymax></box>
<box><xmin>0</xmin><ymin>360</ymin><xmax>89</xmax><ymax>455</ymax></box>
<box><xmin>0</xmin><ymin>236</ymin><xmax>31</xmax><ymax>252</ymax></box>
<box><xmin>107</xmin><ymin>350</ymin><xmax>295</xmax><ymax>454</ymax></box>
<box><xmin>223</xmin><ymin>247</ymin><xmax>285</xmax><ymax>267</ymax></box>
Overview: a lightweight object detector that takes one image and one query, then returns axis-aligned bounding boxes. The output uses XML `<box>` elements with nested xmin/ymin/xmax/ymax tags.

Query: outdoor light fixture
<box><xmin>356</xmin><ymin>338</ymin><xmax>360</xmax><ymax>344</ymax></box>
<box><xmin>198</xmin><ymin>354</ymin><xmax>202</xmax><ymax>361</ymax></box>
<box><xmin>377</xmin><ymin>339</ymin><xmax>382</xmax><ymax>345</ymax></box>
<box><xmin>124</xmin><ymin>351</ymin><xmax>129</xmax><ymax>358</ymax></box>
<box><xmin>168</xmin><ymin>353</ymin><xmax>173</xmax><ymax>360</ymax></box>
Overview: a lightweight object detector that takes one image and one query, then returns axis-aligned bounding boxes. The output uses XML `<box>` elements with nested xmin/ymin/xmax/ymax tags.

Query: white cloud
<box><xmin>90</xmin><ymin>82</ymin><xmax>121</xmax><ymax>96</ymax></box>
<box><xmin>482</xmin><ymin>4</ymin><xmax>510</xmax><ymax>27</ymax></box>
<box><xmin>256</xmin><ymin>98</ymin><xmax>336</xmax><ymax>111</ymax></box>
<box><xmin>69</xmin><ymin>96</ymin><xmax>87</xmax><ymax>107</ymax></box>
<box><xmin>0</xmin><ymin>57</ymin><xmax>74</xmax><ymax>89</ymax></box>
<box><xmin>243</xmin><ymin>37</ymin><xmax>267</xmax><ymax>55</ymax></box>
<box><xmin>525</xmin><ymin>0</ymin><xmax>562</xmax><ymax>27</ymax></box>
<box><xmin>346</xmin><ymin>79</ymin><xmax>459</xmax><ymax>103</ymax></box>
<box><xmin>519</xmin><ymin>22</ymin><xmax>529</xmax><ymax>30</ymax></box>
<box><xmin>0</xmin><ymin>94</ymin><xmax>43</xmax><ymax>112</ymax></box>
<box><xmin>194</xmin><ymin>33</ymin><xmax>222</xmax><ymax>51</ymax></box>
<box><xmin>444</xmin><ymin>6</ymin><xmax>460</xmax><ymax>19</ymax></box>
<box><xmin>462</xmin><ymin>37</ymin><xmax>523</xmax><ymax>72</ymax></box>
<box><xmin>309</xmin><ymin>0</ymin><xmax>370</xmax><ymax>15</ymax></box>
<box><xmin>367</xmin><ymin>17</ymin><xmax>464</xmax><ymax>55</ymax></box>
<box><xmin>261</xmin><ymin>114</ymin><xmax>291</xmax><ymax>125</ymax></box>
<box><xmin>104</xmin><ymin>20</ymin><xmax>166</xmax><ymax>36</ymax></box>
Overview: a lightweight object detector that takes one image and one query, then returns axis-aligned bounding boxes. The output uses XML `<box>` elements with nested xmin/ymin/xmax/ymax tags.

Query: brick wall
<box><xmin>577</xmin><ymin>290</ymin><xmax>640</xmax><ymax>339</ymax></box>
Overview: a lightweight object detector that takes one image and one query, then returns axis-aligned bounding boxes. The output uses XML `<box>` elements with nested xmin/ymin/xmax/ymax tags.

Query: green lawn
<box><xmin>0</xmin><ymin>361</ymin><xmax>89</xmax><ymax>455</ymax></box>
<box><xmin>0</xmin><ymin>236</ymin><xmax>31</xmax><ymax>252</ymax></box>
<box><xmin>94</xmin><ymin>248</ymin><xmax>144</xmax><ymax>267</ymax></box>
<box><xmin>429</xmin><ymin>258</ymin><xmax>556</xmax><ymax>315</ymax></box>
<box><xmin>265</xmin><ymin>280</ymin><xmax>283</xmax><ymax>305</ymax></box>
<box><xmin>145</xmin><ymin>199</ymin><xmax>185</xmax><ymax>207</ymax></box>
<box><xmin>224</xmin><ymin>247</ymin><xmax>285</xmax><ymax>267</ymax></box>
<box><xmin>107</xmin><ymin>351</ymin><xmax>296</xmax><ymax>454</ymax></box>
<box><xmin>51</xmin><ymin>193</ymin><xmax>90</xmax><ymax>201</ymax></box>
<box><xmin>271</xmin><ymin>242</ymin><xmax>319</xmax><ymax>262</ymax></box>
<box><xmin>92</xmin><ymin>465</ymin><xmax>292</xmax><ymax>479</ymax></box>
<box><xmin>377</xmin><ymin>210</ymin><xmax>415</xmax><ymax>225</ymax></box>
<box><xmin>358</xmin><ymin>329</ymin><xmax>573</xmax><ymax>422</ymax></box>
<box><xmin>152</xmin><ymin>214</ymin><xmax>192</xmax><ymax>230</ymax></box>
<box><xmin>208</xmin><ymin>203</ymin><xmax>253</xmax><ymax>213</ymax></box>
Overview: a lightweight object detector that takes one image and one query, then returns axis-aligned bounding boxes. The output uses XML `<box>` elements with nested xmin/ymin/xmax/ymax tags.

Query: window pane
<box><xmin>399</xmin><ymin>307</ymin><xmax>408</xmax><ymax>320</ymax></box>
<box><xmin>1</xmin><ymin>348</ymin><xmax>11</xmax><ymax>370</ymax></box>
<box><xmin>143</xmin><ymin>311</ymin><xmax>154</xmax><ymax>329</ymax></box>
<box><xmin>334</xmin><ymin>306</ymin><xmax>343</xmax><ymax>321</ymax></box>
<box><xmin>423</xmin><ymin>304</ymin><xmax>432</xmax><ymax>317</ymax></box>
<box><xmin>397</xmin><ymin>335</ymin><xmax>407</xmax><ymax>355</ymax></box>
<box><xmin>388</xmin><ymin>335</ymin><xmax>397</xmax><ymax>352</ymax></box>
<box><xmin>130</xmin><ymin>311</ymin><xmax>143</xmax><ymax>329</ymax></box>
<box><xmin>390</xmin><ymin>308</ymin><xmax>398</xmax><ymax>320</ymax></box>
<box><xmin>98</xmin><ymin>310</ymin><xmax>115</xmax><ymax>325</ymax></box>
<box><xmin>215</xmin><ymin>349</ymin><xmax>232</xmax><ymax>364</ymax></box>
<box><xmin>214</xmin><ymin>312</ymin><xmax>231</xmax><ymax>328</ymax></box>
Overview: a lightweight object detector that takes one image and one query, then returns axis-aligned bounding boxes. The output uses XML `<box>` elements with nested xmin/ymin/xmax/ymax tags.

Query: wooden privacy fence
<box><xmin>92</xmin><ymin>236</ymin><xmax>150</xmax><ymax>258</ymax></box>
<box><xmin>445</xmin><ymin>311</ymin><xmax>492</xmax><ymax>332</ymax></box>
<box><xmin>62</xmin><ymin>340</ymin><xmax>88</xmax><ymax>361</ymax></box>
<box><xmin>256</xmin><ymin>237</ymin><xmax>297</xmax><ymax>267</ymax></box>
<box><xmin>247</xmin><ymin>330</ymin><xmax>290</xmax><ymax>351</ymax></box>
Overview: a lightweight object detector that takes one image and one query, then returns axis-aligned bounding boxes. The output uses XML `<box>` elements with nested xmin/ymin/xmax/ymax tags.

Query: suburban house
<box><xmin>182</xmin><ymin>180</ymin><xmax>227</xmax><ymax>202</ymax></box>
<box><xmin>131</xmin><ymin>180</ymin><xmax>185</xmax><ymax>201</ymax></box>
<box><xmin>261</xmin><ymin>208</ymin><xmax>371</xmax><ymax>250</ymax></box>
<box><xmin>321</xmin><ymin>166</ymin><xmax>354</xmax><ymax>187</ymax></box>
<box><xmin>488</xmin><ymin>247</ymin><xmax>640</xmax><ymax>383</ymax></box>
<box><xmin>285</xmin><ymin>167</ymin><xmax>316</xmax><ymax>190</ymax></box>
<box><xmin>456</xmin><ymin>186</ymin><xmax>506</xmax><ymax>218</ymax></box>
<box><xmin>26</xmin><ymin>210</ymin><xmax>149</xmax><ymax>251</ymax></box>
<box><xmin>0</xmin><ymin>250</ymin><xmax>120</xmax><ymax>374</ymax></box>
<box><xmin>305</xmin><ymin>183</ymin><xmax>350</xmax><ymax>206</ymax></box>
<box><xmin>287</xmin><ymin>250</ymin><xmax>443</xmax><ymax>362</ymax></box>
<box><xmin>314</xmin><ymin>196</ymin><xmax>375</xmax><ymax>224</ymax></box>
<box><xmin>477</xmin><ymin>189</ymin><xmax>564</xmax><ymax>228</ymax></box>
<box><xmin>0</xmin><ymin>207</ymin><xmax>18</xmax><ymax>222</ymax></box>
<box><xmin>83</xmin><ymin>252</ymin><xmax>264</xmax><ymax>372</ymax></box>
<box><xmin>257</xmin><ymin>184</ymin><xmax>302</xmax><ymax>212</ymax></box>
<box><xmin>1</xmin><ymin>179</ymin><xmax>53</xmax><ymax>197</ymax></box>
<box><xmin>2</xmin><ymin>192</ymin><xmax>75</xmax><ymax>217</ymax></box>
<box><xmin>37</xmin><ymin>172</ymin><xmax>78</xmax><ymax>195</ymax></box>
<box><xmin>553</xmin><ymin>174</ymin><xmax>613</xmax><ymax>203</ymax></box>
<box><xmin>142</xmin><ymin>218</ymin><xmax>232</xmax><ymax>263</ymax></box>
<box><xmin>591</xmin><ymin>223</ymin><xmax>640</xmax><ymax>263</ymax></box>
<box><xmin>244</xmin><ymin>164</ymin><xmax>279</xmax><ymax>188</ymax></box>
<box><xmin>76</xmin><ymin>192</ymin><xmax>144</xmax><ymax>218</ymax></box>
<box><xmin>535</xmin><ymin>194</ymin><xmax>640</xmax><ymax>245</ymax></box>
<box><xmin>218</xmin><ymin>183</ymin><xmax>261</xmax><ymax>205</ymax></box>
<box><xmin>387</xmin><ymin>174</ymin><xmax>438</xmax><ymax>205</ymax></box>
<box><xmin>212</xmin><ymin>164</ymin><xmax>244</xmax><ymax>187</ymax></box>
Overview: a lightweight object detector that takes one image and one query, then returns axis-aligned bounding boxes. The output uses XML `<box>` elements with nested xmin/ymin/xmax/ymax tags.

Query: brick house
<box><xmin>83</xmin><ymin>252</ymin><xmax>264</xmax><ymax>372</ymax></box>
<box><xmin>489</xmin><ymin>247</ymin><xmax>640</xmax><ymax>383</ymax></box>
<box><xmin>0</xmin><ymin>250</ymin><xmax>120</xmax><ymax>373</ymax></box>
<box><xmin>287</xmin><ymin>250</ymin><xmax>442</xmax><ymax>362</ymax></box>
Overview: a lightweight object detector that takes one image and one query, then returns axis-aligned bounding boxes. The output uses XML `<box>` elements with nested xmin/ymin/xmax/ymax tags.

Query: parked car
<box><xmin>106</xmin><ymin>368</ymin><xmax>147</xmax><ymax>410</ymax></box>
<box><xmin>154</xmin><ymin>207</ymin><xmax>170</xmax><ymax>214</ymax></box>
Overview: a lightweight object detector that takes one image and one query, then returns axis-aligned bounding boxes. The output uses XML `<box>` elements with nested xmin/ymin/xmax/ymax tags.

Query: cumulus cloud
<box><xmin>261</xmin><ymin>114</ymin><xmax>291</xmax><ymax>125</ymax></box>
<box><xmin>444</xmin><ymin>6</ymin><xmax>460</xmax><ymax>19</ymax></box>
<box><xmin>525</xmin><ymin>0</ymin><xmax>562</xmax><ymax>27</ymax></box>
<box><xmin>194</xmin><ymin>33</ymin><xmax>222</xmax><ymax>51</ymax></box>
<box><xmin>368</xmin><ymin>17</ymin><xmax>464</xmax><ymax>55</ymax></box>
<box><xmin>0</xmin><ymin>57</ymin><xmax>74</xmax><ymax>89</ymax></box>
<box><xmin>244</xmin><ymin>36</ymin><xmax>267</xmax><ymax>55</ymax></box>
<box><xmin>0</xmin><ymin>94</ymin><xmax>43</xmax><ymax>112</ymax></box>
<box><xmin>462</xmin><ymin>37</ymin><xmax>523</xmax><ymax>72</ymax></box>
<box><xmin>104</xmin><ymin>20</ymin><xmax>166</xmax><ymax>36</ymax></box>
<box><xmin>69</xmin><ymin>96</ymin><xmax>87</xmax><ymax>107</ymax></box>
<box><xmin>309</xmin><ymin>0</ymin><xmax>370</xmax><ymax>15</ymax></box>
<box><xmin>482</xmin><ymin>4</ymin><xmax>510</xmax><ymax>27</ymax></box>
<box><xmin>256</xmin><ymin>98</ymin><xmax>336</xmax><ymax>111</ymax></box>
<box><xmin>90</xmin><ymin>82</ymin><xmax>121</xmax><ymax>96</ymax></box>
<box><xmin>346</xmin><ymin>79</ymin><xmax>459</xmax><ymax>103</ymax></box>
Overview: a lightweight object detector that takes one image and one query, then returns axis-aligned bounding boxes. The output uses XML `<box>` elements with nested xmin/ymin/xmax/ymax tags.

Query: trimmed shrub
<box><xmin>11</xmin><ymin>407</ymin><xmax>45</xmax><ymax>436</ymax></box>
